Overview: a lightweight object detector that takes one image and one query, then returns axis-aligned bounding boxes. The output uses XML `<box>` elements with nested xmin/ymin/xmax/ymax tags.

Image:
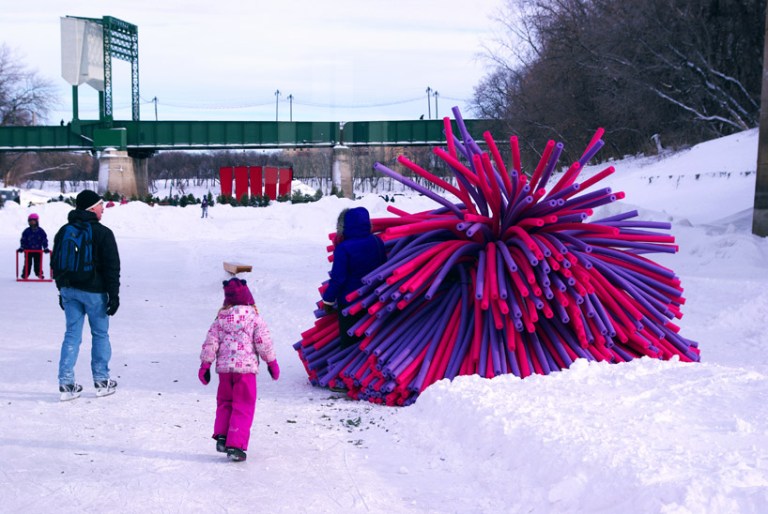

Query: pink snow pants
<box><xmin>213</xmin><ymin>372</ymin><xmax>257</xmax><ymax>450</ymax></box>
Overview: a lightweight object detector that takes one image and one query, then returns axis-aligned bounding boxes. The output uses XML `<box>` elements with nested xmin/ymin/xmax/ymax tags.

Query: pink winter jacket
<box><xmin>200</xmin><ymin>305</ymin><xmax>276</xmax><ymax>374</ymax></box>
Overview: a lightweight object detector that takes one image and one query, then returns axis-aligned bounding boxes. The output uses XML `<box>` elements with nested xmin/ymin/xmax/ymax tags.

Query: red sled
<box><xmin>16</xmin><ymin>249</ymin><xmax>53</xmax><ymax>283</ymax></box>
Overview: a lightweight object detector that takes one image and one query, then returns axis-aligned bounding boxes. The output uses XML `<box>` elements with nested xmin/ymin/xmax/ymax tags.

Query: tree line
<box><xmin>472</xmin><ymin>0</ymin><xmax>765</xmax><ymax>166</ymax></box>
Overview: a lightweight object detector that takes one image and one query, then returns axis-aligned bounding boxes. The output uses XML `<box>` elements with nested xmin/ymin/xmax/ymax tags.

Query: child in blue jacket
<box><xmin>18</xmin><ymin>213</ymin><xmax>49</xmax><ymax>279</ymax></box>
<box><xmin>322</xmin><ymin>207</ymin><xmax>386</xmax><ymax>348</ymax></box>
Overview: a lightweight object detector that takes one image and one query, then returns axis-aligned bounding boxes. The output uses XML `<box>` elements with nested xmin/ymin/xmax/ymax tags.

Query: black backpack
<box><xmin>52</xmin><ymin>221</ymin><xmax>95</xmax><ymax>282</ymax></box>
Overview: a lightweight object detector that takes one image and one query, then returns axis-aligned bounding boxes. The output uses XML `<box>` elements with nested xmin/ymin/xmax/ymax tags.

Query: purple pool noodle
<box><xmin>556</xmin><ymin>213</ymin><xmax>589</xmax><ymax>223</ymax></box>
<box><xmin>609</xmin><ymin>263</ymin><xmax>680</xmax><ymax>304</ymax></box>
<box><xmin>374</xmin><ymin>162</ymin><xmax>464</xmax><ymax>218</ymax></box>
<box><xmin>588</xmin><ymin>246</ymin><xmax>676</xmax><ymax>278</ymax></box>
<box><xmin>489</xmin><ymin>322</ymin><xmax>503</xmax><ymax>375</ymax></box>
<box><xmin>508</xmin><ymin>238</ymin><xmax>540</xmax><ymax>265</ymax></box>
<box><xmin>527</xmin><ymin>332</ymin><xmax>551</xmax><ymax>375</ymax></box>
<box><xmin>503</xmin><ymin>195</ymin><xmax>535</xmax><ymax>227</ymax></box>
<box><xmin>549</xmin><ymin>272</ymin><xmax>568</xmax><ymax>292</ymax></box>
<box><xmin>560</xmin><ymin>187</ymin><xmax>612</xmax><ymax>210</ymax></box>
<box><xmin>590</xmin><ymin>258</ymin><xmax>668</xmax><ymax>323</ymax></box>
<box><xmin>507</xmin><ymin>182</ymin><xmax>532</xmax><ymax>215</ymax></box>
<box><xmin>425</xmin><ymin>242</ymin><xmax>482</xmax><ymax>299</ymax></box>
<box><xmin>588</xmin><ymin>293</ymin><xmax>617</xmax><ymax>337</ymax></box>
<box><xmin>556</xmin><ymin>233</ymin><xmax>593</xmax><ymax>253</ymax></box>
<box><xmin>583</xmin><ymin>294</ymin><xmax>609</xmax><ymax>335</ymax></box>
<box><xmin>475</xmin><ymin>249</ymin><xmax>487</xmax><ymax>299</ymax></box>
<box><xmin>318</xmin><ymin>345</ymin><xmax>358</xmax><ymax>386</ymax></box>
<box><xmin>387</xmin><ymin>289</ymin><xmax>461</xmax><ymax>377</ymax></box>
<box><xmin>601</xmin><ymin>220</ymin><xmax>673</xmax><ymax>230</ymax></box>
<box><xmin>541</xmin><ymin>232</ymin><xmax>570</xmax><ymax>256</ymax></box>
<box><xmin>578</xmin><ymin>139</ymin><xmax>604</xmax><ymax>167</ymax></box>
<box><xmin>496</xmin><ymin>251</ymin><xmax>509</xmax><ymax>300</ymax></box>
<box><xmin>496</xmin><ymin>242</ymin><xmax>519</xmax><ymax>273</ymax></box>
<box><xmin>532</xmin><ymin>236</ymin><xmax>552</xmax><ymax>258</ymax></box>
<box><xmin>537</xmin><ymin>142</ymin><xmax>564</xmax><ymax>191</ymax></box>
<box><xmin>452</xmin><ymin>106</ymin><xmax>484</xmax><ymax>156</ymax></box>
<box><xmin>592</xmin><ymin>210</ymin><xmax>639</xmax><ymax>223</ymax></box>
<box><xmin>582</xmin><ymin>237</ymin><xmax>677</xmax><ymax>254</ymax></box>
<box><xmin>569</xmin><ymin>194</ymin><xmax>618</xmax><ymax>211</ymax></box>
<box><xmin>520</xmin><ymin>197</ymin><xmax>559</xmax><ymax>219</ymax></box>
<box><xmin>478</xmin><ymin>322</ymin><xmax>490</xmax><ymax>377</ymax></box>
<box><xmin>445</xmin><ymin>271</ymin><xmax>475</xmax><ymax>378</ymax></box>
<box><xmin>546</xmin><ymin>182</ymin><xmax>581</xmax><ymax>202</ymax></box>
<box><xmin>504</xmin><ymin>329</ymin><xmax>522</xmax><ymax>377</ymax></box>
<box><xmin>532</xmin><ymin>264</ymin><xmax>551</xmax><ymax>288</ymax></box>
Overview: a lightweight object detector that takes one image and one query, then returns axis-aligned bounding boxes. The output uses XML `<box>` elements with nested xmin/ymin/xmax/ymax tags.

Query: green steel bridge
<box><xmin>0</xmin><ymin>118</ymin><xmax>503</xmax><ymax>157</ymax></box>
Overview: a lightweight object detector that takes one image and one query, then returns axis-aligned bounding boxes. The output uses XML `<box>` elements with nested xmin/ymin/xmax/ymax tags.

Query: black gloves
<box><xmin>17</xmin><ymin>248</ymin><xmax>23</xmax><ymax>253</ymax></box>
<box><xmin>44</xmin><ymin>249</ymin><xmax>50</xmax><ymax>254</ymax></box>
<box><xmin>107</xmin><ymin>295</ymin><xmax>120</xmax><ymax>316</ymax></box>
<box><xmin>58</xmin><ymin>295</ymin><xmax>64</xmax><ymax>310</ymax></box>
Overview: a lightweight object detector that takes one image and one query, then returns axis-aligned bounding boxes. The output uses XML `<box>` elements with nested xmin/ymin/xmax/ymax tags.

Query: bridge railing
<box><xmin>0</xmin><ymin>119</ymin><xmax>504</xmax><ymax>152</ymax></box>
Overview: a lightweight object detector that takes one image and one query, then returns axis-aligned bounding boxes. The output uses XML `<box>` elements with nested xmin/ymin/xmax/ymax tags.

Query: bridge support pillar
<box><xmin>98</xmin><ymin>148</ymin><xmax>139</xmax><ymax>199</ymax></box>
<box><xmin>332</xmin><ymin>144</ymin><xmax>354</xmax><ymax>199</ymax></box>
<box><xmin>133</xmin><ymin>157</ymin><xmax>149</xmax><ymax>198</ymax></box>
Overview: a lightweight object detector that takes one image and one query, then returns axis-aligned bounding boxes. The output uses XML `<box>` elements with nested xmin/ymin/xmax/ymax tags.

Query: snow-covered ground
<box><xmin>0</xmin><ymin>128</ymin><xmax>766</xmax><ymax>513</ymax></box>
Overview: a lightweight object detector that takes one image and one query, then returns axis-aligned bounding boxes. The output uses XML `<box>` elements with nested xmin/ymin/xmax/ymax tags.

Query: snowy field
<box><xmin>0</xmin><ymin>128</ymin><xmax>766</xmax><ymax>513</ymax></box>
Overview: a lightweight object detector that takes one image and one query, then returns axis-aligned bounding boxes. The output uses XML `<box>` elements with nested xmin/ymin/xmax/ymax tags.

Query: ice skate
<box><xmin>215</xmin><ymin>435</ymin><xmax>227</xmax><ymax>453</ymax></box>
<box><xmin>94</xmin><ymin>379</ymin><xmax>117</xmax><ymax>397</ymax></box>
<box><xmin>227</xmin><ymin>447</ymin><xmax>247</xmax><ymax>462</ymax></box>
<box><xmin>59</xmin><ymin>383</ymin><xmax>83</xmax><ymax>401</ymax></box>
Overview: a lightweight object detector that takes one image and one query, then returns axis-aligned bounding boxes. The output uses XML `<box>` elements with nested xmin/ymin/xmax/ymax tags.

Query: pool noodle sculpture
<box><xmin>294</xmin><ymin>107</ymin><xmax>699</xmax><ymax>406</ymax></box>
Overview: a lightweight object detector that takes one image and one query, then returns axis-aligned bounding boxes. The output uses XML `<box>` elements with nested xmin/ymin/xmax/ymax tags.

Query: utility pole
<box><xmin>426</xmin><ymin>87</ymin><xmax>432</xmax><ymax>119</ymax></box>
<box><xmin>753</xmin><ymin>6</ymin><xmax>768</xmax><ymax>236</ymax></box>
<box><xmin>287</xmin><ymin>94</ymin><xmax>293</xmax><ymax>122</ymax></box>
<box><xmin>433</xmin><ymin>91</ymin><xmax>439</xmax><ymax>119</ymax></box>
<box><xmin>152</xmin><ymin>96</ymin><xmax>158</xmax><ymax>121</ymax></box>
<box><xmin>275</xmin><ymin>89</ymin><xmax>281</xmax><ymax>122</ymax></box>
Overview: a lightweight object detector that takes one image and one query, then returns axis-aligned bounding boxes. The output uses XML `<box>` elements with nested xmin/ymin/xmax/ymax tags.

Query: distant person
<box><xmin>52</xmin><ymin>189</ymin><xmax>121</xmax><ymax>401</ymax></box>
<box><xmin>322</xmin><ymin>207</ymin><xmax>387</xmax><ymax>352</ymax></box>
<box><xmin>198</xmin><ymin>278</ymin><xmax>279</xmax><ymax>462</ymax></box>
<box><xmin>201</xmin><ymin>197</ymin><xmax>209</xmax><ymax>218</ymax></box>
<box><xmin>18</xmin><ymin>213</ymin><xmax>49</xmax><ymax>279</ymax></box>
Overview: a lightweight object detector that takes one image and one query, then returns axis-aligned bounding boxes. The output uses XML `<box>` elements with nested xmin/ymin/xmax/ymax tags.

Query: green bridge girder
<box><xmin>0</xmin><ymin>119</ymin><xmax>503</xmax><ymax>154</ymax></box>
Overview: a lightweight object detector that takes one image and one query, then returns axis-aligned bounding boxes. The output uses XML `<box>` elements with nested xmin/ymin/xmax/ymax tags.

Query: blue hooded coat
<box><xmin>322</xmin><ymin>207</ymin><xmax>386</xmax><ymax>308</ymax></box>
<box><xmin>20</xmin><ymin>226</ymin><xmax>48</xmax><ymax>250</ymax></box>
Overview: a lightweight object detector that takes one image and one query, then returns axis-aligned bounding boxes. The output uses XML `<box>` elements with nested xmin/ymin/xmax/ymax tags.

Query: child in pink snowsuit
<box><xmin>198</xmin><ymin>278</ymin><xmax>280</xmax><ymax>462</ymax></box>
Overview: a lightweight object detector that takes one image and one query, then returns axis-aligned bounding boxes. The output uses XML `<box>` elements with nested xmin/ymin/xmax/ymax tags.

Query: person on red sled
<box><xmin>18</xmin><ymin>213</ymin><xmax>49</xmax><ymax>279</ymax></box>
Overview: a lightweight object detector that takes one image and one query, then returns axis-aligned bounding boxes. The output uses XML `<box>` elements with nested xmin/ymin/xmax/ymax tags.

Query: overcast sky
<box><xmin>4</xmin><ymin>0</ymin><xmax>503</xmax><ymax>124</ymax></box>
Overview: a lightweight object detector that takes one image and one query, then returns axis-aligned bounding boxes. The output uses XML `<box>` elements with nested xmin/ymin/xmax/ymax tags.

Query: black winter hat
<box><xmin>76</xmin><ymin>189</ymin><xmax>102</xmax><ymax>211</ymax></box>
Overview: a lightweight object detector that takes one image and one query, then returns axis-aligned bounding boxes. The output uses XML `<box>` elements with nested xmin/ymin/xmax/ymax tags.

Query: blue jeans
<box><xmin>58</xmin><ymin>287</ymin><xmax>111</xmax><ymax>386</ymax></box>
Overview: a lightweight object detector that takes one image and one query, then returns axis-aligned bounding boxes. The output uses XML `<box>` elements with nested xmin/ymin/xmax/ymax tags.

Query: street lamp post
<box><xmin>275</xmin><ymin>89</ymin><xmax>281</xmax><ymax>122</ymax></box>
<box><xmin>287</xmin><ymin>94</ymin><xmax>293</xmax><ymax>122</ymax></box>
<box><xmin>433</xmin><ymin>91</ymin><xmax>439</xmax><ymax>119</ymax></box>
<box><xmin>426</xmin><ymin>86</ymin><xmax>432</xmax><ymax>119</ymax></box>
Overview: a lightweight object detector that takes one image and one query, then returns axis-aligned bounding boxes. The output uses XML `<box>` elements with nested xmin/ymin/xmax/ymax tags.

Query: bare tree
<box><xmin>0</xmin><ymin>44</ymin><xmax>57</xmax><ymax>126</ymax></box>
<box><xmin>473</xmin><ymin>0</ymin><xmax>765</xmax><ymax>162</ymax></box>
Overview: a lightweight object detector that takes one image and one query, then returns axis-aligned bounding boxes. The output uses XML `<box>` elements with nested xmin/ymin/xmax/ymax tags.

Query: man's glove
<box><xmin>44</xmin><ymin>249</ymin><xmax>50</xmax><ymax>254</ymax></box>
<box><xmin>58</xmin><ymin>295</ymin><xmax>64</xmax><ymax>311</ymax></box>
<box><xmin>267</xmin><ymin>360</ymin><xmax>280</xmax><ymax>380</ymax></box>
<box><xmin>16</xmin><ymin>248</ymin><xmax>23</xmax><ymax>253</ymax></box>
<box><xmin>106</xmin><ymin>295</ymin><xmax>120</xmax><ymax>316</ymax></box>
<box><xmin>198</xmin><ymin>362</ymin><xmax>211</xmax><ymax>385</ymax></box>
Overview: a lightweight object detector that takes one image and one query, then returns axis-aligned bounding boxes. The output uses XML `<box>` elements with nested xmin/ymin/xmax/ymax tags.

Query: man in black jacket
<box><xmin>53</xmin><ymin>189</ymin><xmax>121</xmax><ymax>401</ymax></box>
